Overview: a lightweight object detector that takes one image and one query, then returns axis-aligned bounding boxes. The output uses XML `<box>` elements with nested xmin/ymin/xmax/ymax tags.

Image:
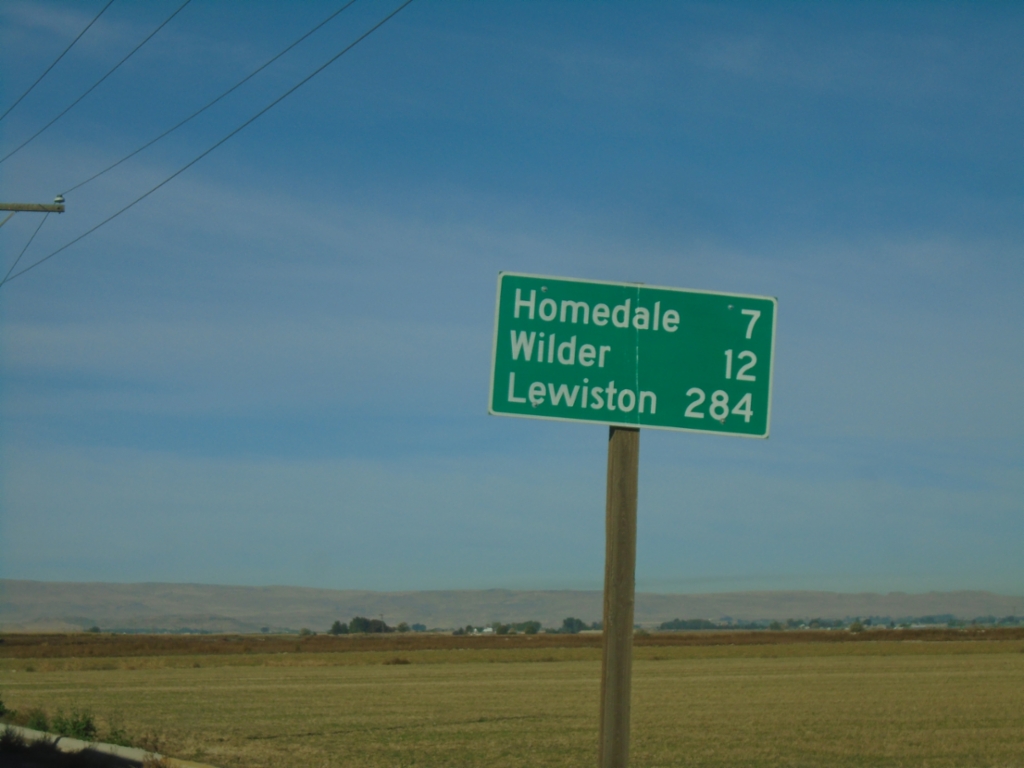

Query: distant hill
<box><xmin>1</xmin><ymin>580</ymin><xmax>1020</xmax><ymax>633</ymax></box>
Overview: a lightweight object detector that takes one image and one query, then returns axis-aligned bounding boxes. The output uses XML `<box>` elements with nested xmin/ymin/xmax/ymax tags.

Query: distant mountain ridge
<box><xmin>1</xmin><ymin>580</ymin><xmax>1020</xmax><ymax>633</ymax></box>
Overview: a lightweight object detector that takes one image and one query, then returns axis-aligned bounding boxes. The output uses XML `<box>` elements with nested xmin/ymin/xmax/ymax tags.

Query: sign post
<box><xmin>599</xmin><ymin>425</ymin><xmax>639</xmax><ymax>768</ymax></box>
<box><xmin>489</xmin><ymin>272</ymin><xmax>776</xmax><ymax>767</ymax></box>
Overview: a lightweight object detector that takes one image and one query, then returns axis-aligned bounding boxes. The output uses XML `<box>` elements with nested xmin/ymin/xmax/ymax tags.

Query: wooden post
<box><xmin>598</xmin><ymin>425</ymin><xmax>639</xmax><ymax>768</ymax></box>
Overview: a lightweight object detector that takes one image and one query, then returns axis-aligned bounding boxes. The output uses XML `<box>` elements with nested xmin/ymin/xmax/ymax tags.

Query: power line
<box><xmin>0</xmin><ymin>0</ymin><xmax>193</xmax><ymax>165</ymax></box>
<box><xmin>2</xmin><ymin>213</ymin><xmax>50</xmax><ymax>285</ymax></box>
<box><xmin>0</xmin><ymin>0</ymin><xmax>416</xmax><ymax>289</ymax></box>
<box><xmin>63</xmin><ymin>0</ymin><xmax>360</xmax><ymax>196</ymax></box>
<box><xmin>0</xmin><ymin>0</ymin><xmax>117</xmax><ymax>123</ymax></box>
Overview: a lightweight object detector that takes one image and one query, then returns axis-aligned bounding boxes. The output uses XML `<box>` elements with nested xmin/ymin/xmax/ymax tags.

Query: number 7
<box><xmin>741</xmin><ymin>309</ymin><xmax>761</xmax><ymax>339</ymax></box>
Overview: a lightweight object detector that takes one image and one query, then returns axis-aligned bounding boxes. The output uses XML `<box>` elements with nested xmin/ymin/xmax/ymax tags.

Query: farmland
<box><xmin>2</xmin><ymin>630</ymin><xmax>1023</xmax><ymax>767</ymax></box>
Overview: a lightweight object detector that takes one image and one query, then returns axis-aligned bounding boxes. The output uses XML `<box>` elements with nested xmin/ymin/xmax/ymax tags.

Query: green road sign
<box><xmin>489</xmin><ymin>272</ymin><xmax>777</xmax><ymax>437</ymax></box>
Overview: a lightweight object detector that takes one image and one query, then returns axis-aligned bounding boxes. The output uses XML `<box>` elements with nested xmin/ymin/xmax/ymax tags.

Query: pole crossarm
<box><xmin>0</xmin><ymin>203</ymin><xmax>64</xmax><ymax>213</ymax></box>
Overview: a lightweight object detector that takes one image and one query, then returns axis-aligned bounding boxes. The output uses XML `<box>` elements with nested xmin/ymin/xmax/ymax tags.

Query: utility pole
<box><xmin>0</xmin><ymin>196</ymin><xmax>65</xmax><ymax>285</ymax></box>
<box><xmin>0</xmin><ymin>195</ymin><xmax>65</xmax><ymax>217</ymax></box>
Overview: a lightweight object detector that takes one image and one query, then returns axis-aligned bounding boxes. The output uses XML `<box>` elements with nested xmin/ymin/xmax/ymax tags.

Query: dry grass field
<box><xmin>2</xmin><ymin>631</ymin><xmax>1023</xmax><ymax>768</ymax></box>
<box><xmin>4</xmin><ymin>627</ymin><xmax>1021</xmax><ymax>658</ymax></box>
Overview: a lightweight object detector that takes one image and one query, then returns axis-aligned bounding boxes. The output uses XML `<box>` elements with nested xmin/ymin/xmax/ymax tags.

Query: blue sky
<box><xmin>1</xmin><ymin>0</ymin><xmax>1021</xmax><ymax>594</ymax></box>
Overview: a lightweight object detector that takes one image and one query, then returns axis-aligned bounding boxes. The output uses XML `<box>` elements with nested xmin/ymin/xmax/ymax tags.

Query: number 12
<box><xmin>724</xmin><ymin>350</ymin><xmax>757</xmax><ymax>381</ymax></box>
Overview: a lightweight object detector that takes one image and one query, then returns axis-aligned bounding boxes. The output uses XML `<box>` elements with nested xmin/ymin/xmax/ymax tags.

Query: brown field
<box><xmin>2</xmin><ymin>630</ymin><xmax>1023</xmax><ymax>768</ymax></box>
<box><xmin>3</xmin><ymin>627</ymin><xmax>1022</xmax><ymax>659</ymax></box>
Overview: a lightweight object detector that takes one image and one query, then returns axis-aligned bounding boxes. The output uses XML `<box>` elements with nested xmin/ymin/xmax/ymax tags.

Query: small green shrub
<box><xmin>0</xmin><ymin>694</ymin><xmax>6</xmax><ymax>717</ymax></box>
<box><xmin>52</xmin><ymin>709</ymin><xmax>98</xmax><ymax>741</ymax></box>
<box><xmin>106</xmin><ymin>721</ymin><xmax>132</xmax><ymax>747</ymax></box>
<box><xmin>25</xmin><ymin>708</ymin><xmax>49</xmax><ymax>732</ymax></box>
<box><xmin>103</xmin><ymin>712</ymin><xmax>129</xmax><ymax>745</ymax></box>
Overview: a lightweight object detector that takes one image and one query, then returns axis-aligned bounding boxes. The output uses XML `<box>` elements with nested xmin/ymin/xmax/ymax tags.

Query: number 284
<box><xmin>685</xmin><ymin>389</ymin><xmax>753</xmax><ymax>423</ymax></box>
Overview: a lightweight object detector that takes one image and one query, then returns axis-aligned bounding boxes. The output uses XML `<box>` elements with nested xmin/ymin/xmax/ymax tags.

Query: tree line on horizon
<box><xmin>318</xmin><ymin>614</ymin><xmax>1024</xmax><ymax>636</ymax></box>
<box><xmin>657</xmin><ymin>614</ymin><xmax>1024</xmax><ymax>631</ymax></box>
<box><xmin>68</xmin><ymin>612</ymin><xmax>1022</xmax><ymax>635</ymax></box>
<box><xmin>324</xmin><ymin>617</ymin><xmax>428</xmax><ymax>635</ymax></box>
<box><xmin>319</xmin><ymin>616</ymin><xmax>603</xmax><ymax>636</ymax></box>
